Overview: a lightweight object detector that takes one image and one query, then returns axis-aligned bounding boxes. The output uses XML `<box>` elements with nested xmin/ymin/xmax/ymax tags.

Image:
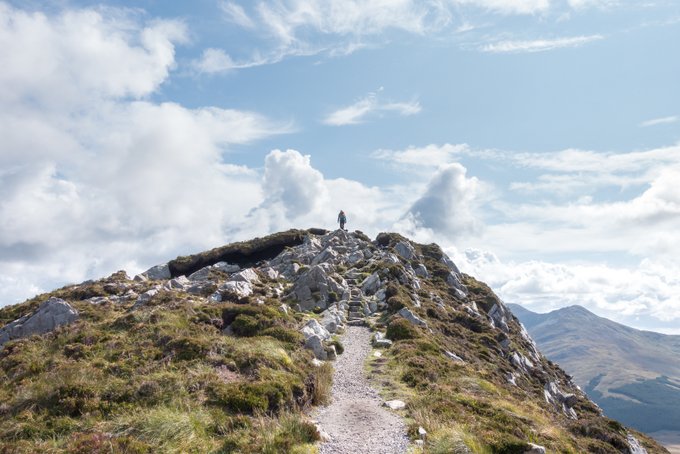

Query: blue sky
<box><xmin>1</xmin><ymin>0</ymin><xmax>680</xmax><ymax>333</ymax></box>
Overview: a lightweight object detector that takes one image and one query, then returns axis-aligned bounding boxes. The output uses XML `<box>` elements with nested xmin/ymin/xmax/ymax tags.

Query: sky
<box><xmin>1</xmin><ymin>0</ymin><xmax>680</xmax><ymax>333</ymax></box>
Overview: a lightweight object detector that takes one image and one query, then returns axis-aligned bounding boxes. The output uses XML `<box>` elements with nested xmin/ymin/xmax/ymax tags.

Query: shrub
<box><xmin>209</xmin><ymin>381</ymin><xmax>293</xmax><ymax>414</ymax></box>
<box><xmin>165</xmin><ymin>336</ymin><xmax>210</xmax><ymax>361</ymax></box>
<box><xmin>386</xmin><ymin>319</ymin><xmax>418</xmax><ymax>341</ymax></box>
<box><xmin>231</xmin><ymin>314</ymin><xmax>261</xmax><ymax>337</ymax></box>
<box><xmin>260</xmin><ymin>326</ymin><xmax>303</xmax><ymax>344</ymax></box>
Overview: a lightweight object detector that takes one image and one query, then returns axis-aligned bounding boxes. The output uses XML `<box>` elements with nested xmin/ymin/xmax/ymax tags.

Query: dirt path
<box><xmin>314</xmin><ymin>326</ymin><xmax>409</xmax><ymax>454</ymax></box>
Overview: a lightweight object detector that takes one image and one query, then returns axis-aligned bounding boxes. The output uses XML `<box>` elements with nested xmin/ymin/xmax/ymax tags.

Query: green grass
<box><xmin>0</xmin><ymin>273</ymin><xmax>325</xmax><ymax>453</ymax></box>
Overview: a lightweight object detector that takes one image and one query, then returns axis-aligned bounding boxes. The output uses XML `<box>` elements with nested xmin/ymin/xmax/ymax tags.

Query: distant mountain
<box><xmin>509</xmin><ymin>303</ymin><xmax>680</xmax><ymax>433</ymax></box>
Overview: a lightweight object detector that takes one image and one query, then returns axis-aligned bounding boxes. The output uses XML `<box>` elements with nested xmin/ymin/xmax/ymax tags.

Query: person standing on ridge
<box><xmin>337</xmin><ymin>210</ymin><xmax>347</xmax><ymax>230</ymax></box>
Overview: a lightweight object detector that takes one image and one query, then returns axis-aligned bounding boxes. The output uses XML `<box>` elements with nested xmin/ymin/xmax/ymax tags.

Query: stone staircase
<box><xmin>344</xmin><ymin>272</ymin><xmax>367</xmax><ymax>326</ymax></box>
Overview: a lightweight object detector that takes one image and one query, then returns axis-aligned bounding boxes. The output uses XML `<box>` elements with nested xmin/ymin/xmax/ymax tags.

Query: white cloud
<box><xmin>323</xmin><ymin>90</ymin><xmax>421</xmax><ymax>126</ymax></box>
<box><xmin>568</xmin><ymin>0</ymin><xmax>619</xmax><ymax>10</ymax></box>
<box><xmin>481</xmin><ymin>35</ymin><xmax>604</xmax><ymax>53</ymax></box>
<box><xmin>0</xmin><ymin>4</ymin><xmax>290</xmax><ymax>307</ymax></box>
<box><xmin>373</xmin><ymin>143</ymin><xmax>469</xmax><ymax>168</ymax></box>
<box><xmin>402</xmin><ymin>163</ymin><xmax>482</xmax><ymax>238</ymax></box>
<box><xmin>456</xmin><ymin>248</ymin><xmax>680</xmax><ymax>329</ymax></box>
<box><xmin>453</xmin><ymin>0</ymin><xmax>550</xmax><ymax>15</ymax></box>
<box><xmin>640</xmin><ymin>115</ymin><xmax>678</xmax><ymax>127</ymax></box>
<box><xmin>0</xmin><ymin>5</ymin><xmax>187</xmax><ymax>108</ymax></box>
<box><xmin>220</xmin><ymin>1</ymin><xmax>255</xmax><ymax>28</ymax></box>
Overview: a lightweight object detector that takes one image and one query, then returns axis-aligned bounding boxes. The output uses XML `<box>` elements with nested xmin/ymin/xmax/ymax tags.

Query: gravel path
<box><xmin>314</xmin><ymin>326</ymin><xmax>409</xmax><ymax>454</ymax></box>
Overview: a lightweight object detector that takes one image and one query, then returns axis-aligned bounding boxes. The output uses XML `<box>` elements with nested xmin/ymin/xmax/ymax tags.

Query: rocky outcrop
<box><xmin>0</xmin><ymin>297</ymin><xmax>78</xmax><ymax>347</ymax></box>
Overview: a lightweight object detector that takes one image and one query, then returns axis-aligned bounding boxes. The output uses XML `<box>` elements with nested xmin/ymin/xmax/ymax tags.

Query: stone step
<box><xmin>347</xmin><ymin>320</ymin><xmax>366</xmax><ymax>327</ymax></box>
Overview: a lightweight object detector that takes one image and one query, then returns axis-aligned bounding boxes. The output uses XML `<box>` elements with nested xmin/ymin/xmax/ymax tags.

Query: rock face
<box><xmin>0</xmin><ymin>297</ymin><xmax>79</xmax><ymax>347</ymax></box>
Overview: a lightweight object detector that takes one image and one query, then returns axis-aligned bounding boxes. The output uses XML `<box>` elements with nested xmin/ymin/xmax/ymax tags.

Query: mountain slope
<box><xmin>0</xmin><ymin>229</ymin><xmax>668</xmax><ymax>453</ymax></box>
<box><xmin>509</xmin><ymin>303</ymin><xmax>680</xmax><ymax>433</ymax></box>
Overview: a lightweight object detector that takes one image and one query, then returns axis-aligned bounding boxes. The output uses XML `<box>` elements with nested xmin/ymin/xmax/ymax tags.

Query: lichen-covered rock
<box><xmin>524</xmin><ymin>443</ymin><xmax>546</xmax><ymax>454</ymax></box>
<box><xmin>304</xmin><ymin>334</ymin><xmax>327</xmax><ymax>360</ymax></box>
<box><xmin>231</xmin><ymin>268</ymin><xmax>260</xmax><ymax>284</ymax></box>
<box><xmin>0</xmin><ymin>297</ymin><xmax>79</xmax><ymax>347</ymax></box>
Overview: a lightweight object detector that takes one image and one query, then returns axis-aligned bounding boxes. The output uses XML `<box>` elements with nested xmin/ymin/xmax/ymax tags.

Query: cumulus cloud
<box><xmin>323</xmin><ymin>89</ymin><xmax>421</xmax><ymax>126</ymax></box>
<box><xmin>481</xmin><ymin>35</ymin><xmax>604</xmax><ymax>53</ymax></box>
<box><xmin>403</xmin><ymin>163</ymin><xmax>481</xmax><ymax>238</ymax></box>
<box><xmin>0</xmin><ymin>4</ymin><xmax>289</xmax><ymax>306</ymax></box>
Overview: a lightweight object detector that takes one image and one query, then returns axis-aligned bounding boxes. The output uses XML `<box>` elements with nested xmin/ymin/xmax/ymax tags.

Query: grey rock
<box><xmin>394</xmin><ymin>241</ymin><xmax>416</xmax><ymax>260</ymax></box>
<box><xmin>133</xmin><ymin>274</ymin><xmax>148</xmax><ymax>282</ymax></box>
<box><xmin>373</xmin><ymin>332</ymin><xmax>393</xmax><ymax>348</ymax></box>
<box><xmin>186</xmin><ymin>281</ymin><xmax>217</xmax><ymax>296</ymax></box>
<box><xmin>446</xmin><ymin>271</ymin><xmax>468</xmax><ymax>298</ymax></box>
<box><xmin>524</xmin><ymin>443</ymin><xmax>546</xmax><ymax>454</ymax></box>
<box><xmin>305</xmin><ymin>334</ymin><xmax>327</xmax><ymax>360</ymax></box>
<box><xmin>414</xmin><ymin>264</ymin><xmax>429</xmax><ymax>278</ymax></box>
<box><xmin>301</xmin><ymin>319</ymin><xmax>331</xmax><ymax>341</ymax></box>
<box><xmin>441</xmin><ymin>253</ymin><xmax>461</xmax><ymax>274</ymax></box>
<box><xmin>133</xmin><ymin>288</ymin><xmax>159</xmax><ymax>309</ymax></box>
<box><xmin>290</xmin><ymin>264</ymin><xmax>346</xmax><ymax>311</ymax></box>
<box><xmin>626</xmin><ymin>434</ymin><xmax>648</xmax><ymax>454</ymax></box>
<box><xmin>347</xmin><ymin>250</ymin><xmax>364</xmax><ymax>265</ymax></box>
<box><xmin>213</xmin><ymin>261</ymin><xmax>240</xmax><ymax>273</ymax></box>
<box><xmin>259</xmin><ymin>266</ymin><xmax>279</xmax><ymax>280</ymax></box>
<box><xmin>361</xmin><ymin>272</ymin><xmax>381</xmax><ymax>295</ymax></box>
<box><xmin>142</xmin><ymin>263</ymin><xmax>171</xmax><ymax>280</ymax></box>
<box><xmin>488</xmin><ymin>303</ymin><xmax>510</xmax><ymax>332</ymax></box>
<box><xmin>445</xmin><ymin>350</ymin><xmax>465</xmax><ymax>363</ymax></box>
<box><xmin>0</xmin><ymin>297</ymin><xmax>79</xmax><ymax>347</ymax></box>
<box><xmin>398</xmin><ymin>307</ymin><xmax>427</xmax><ymax>327</ymax></box>
<box><xmin>166</xmin><ymin>275</ymin><xmax>190</xmax><ymax>290</ymax></box>
<box><xmin>220</xmin><ymin>281</ymin><xmax>253</xmax><ymax>299</ymax></box>
<box><xmin>188</xmin><ymin>267</ymin><xmax>212</xmax><ymax>281</ymax></box>
<box><xmin>231</xmin><ymin>268</ymin><xmax>260</xmax><ymax>284</ymax></box>
<box><xmin>383</xmin><ymin>400</ymin><xmax>406</xmax><ymax>410</ymax></box>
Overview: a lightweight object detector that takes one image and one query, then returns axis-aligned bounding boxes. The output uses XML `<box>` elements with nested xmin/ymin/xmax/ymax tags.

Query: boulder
<box><xmin>290</xmin><ymin>264</ymin><xmax>346</xmax><ymax>311</ymax></box>
<box><xmin>142</xmin><ymin>263</ymin><xmax>171</xmax><ymax>280</ymax></box>
<box><xmin>347</xmin><ymin>250</ymin><xmax>364</xmax><ymax>265</ymax></box>
<box><xmin>440</xmin><ymin>253</ymin><xmax>461</xmax><ymax>274</ymax></box>
<box><xmin>220</xmin><ymin>281</ymin><xmax>253</xmax><ymax>299</ymax></box>
<box><xmin>524</xmin><ymin>443</ymin><xmax>546</xmax><ymax>454</ymax></box>
<box><xmin>304</xmin><ymin>334</ymin><xmax>327</xmax><ymax>360</ymax></box>
<box><xmin>626</xmin><ymin>434</ymin><xmax>648</xmax><ymax>454</ymax></box>
<box><xmin>373</xmin><ymin>332</ymin><xmax>393</xmax><ymax>348</ymax></box>
<box><xmin>488</xmin><ymin>303</ymin><xmax>510</xmax><ymax>332</ymax></box>
<box><xmin>213</xmin><ymin>262</ymin><xmax>240</xmax><ymax>273</ymax></box>
<box><xmin>446</xmin><ymin>272</ymin><xmax>468</xmax><ymax>298</ymax></box>
<box><xmin>398</xmin><ymin>307</ymin><xmax>427</xmax><ymax>327</ymax></box>
<box><xmin>0</xmin><ymin>297</ymin><xmax>79</xmax><ymax>347</ymax></box>
<box><xmin>133</xmin><ymin>288</ymin><xmax>159</xmax><ymax>309</ymax></box>
<box><xmin>394</xmin><ymin>241</ymin><xmax>416</xmax><ymax>260</ymax></box>
<box><xmin>361</xmin><ymin>272</ymin><xmax>381</xmax><ymax>295</ymax></box>
<box><xmin>166</xmin><ymin>275</ymin><xmax>190</xmax><ymax>290</ymax></box>
<box><xmin>414</xmin><ymin>264</ymin><xmax>429</xmax><ymax>278</ymax></box>
<box><xmin>383</xmin><ymin>400</ymin><xmax>406</xmax><ymax>410</ymax></box>
<box><xmin>188</xmin><ymin>267</ymin><xmax>212</xmax><ymax>281</ymax></box>
<box><xmin>301</xmin><ymin>319</ymin><xmax>331</xmax><ymax>341</ymax></box>
<box><xmin>231</xmin><ymin>268</ymin><xmax>260</xmax><ymax>284</ymax></box>
<box><xmin>259</xmin><ymin>267</ymin><xmax>279</xmax><ymax>280</ymax></box>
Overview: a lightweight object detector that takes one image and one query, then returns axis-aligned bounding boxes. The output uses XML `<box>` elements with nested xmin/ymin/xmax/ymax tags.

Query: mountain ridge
<box><xmin>0</xmin><ymin>229</ymin><xmax>667</xmax><ymax>453</ymax></box>
<box><xmin>509</xmin><ymin>302</ymin><xmax>680</xmax><ymax>436</ymax></box>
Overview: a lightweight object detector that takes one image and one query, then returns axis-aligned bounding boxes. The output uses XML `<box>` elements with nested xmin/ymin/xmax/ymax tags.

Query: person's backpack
<box><xmin>340</xmin><ymin>213</ymin><xmax>346</xmax><ymax>222</ymax></box>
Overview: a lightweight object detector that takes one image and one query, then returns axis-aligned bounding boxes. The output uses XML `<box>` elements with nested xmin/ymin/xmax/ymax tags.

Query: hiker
<box><xmin>337</xmin><ymin>210</ymin><xmax>347</xmax><ymax>230</ymax></box>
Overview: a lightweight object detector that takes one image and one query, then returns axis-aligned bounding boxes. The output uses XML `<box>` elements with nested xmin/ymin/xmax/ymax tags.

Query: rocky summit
<box><xmin>0</xmin><ymin>229</ymin><xmax>669</xmax><ymax>453</ymax></box>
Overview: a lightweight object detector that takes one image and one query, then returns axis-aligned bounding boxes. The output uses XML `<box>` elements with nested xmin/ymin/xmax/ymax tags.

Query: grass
<box><xmin>0</xmin><ymin>272</ymin><xmax>326</xmax><ymax>453</ymax></box>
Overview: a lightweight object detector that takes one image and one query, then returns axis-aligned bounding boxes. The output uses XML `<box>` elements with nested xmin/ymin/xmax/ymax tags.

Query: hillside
<box><xmin>0</xmin><ymin>229</ymin><xmax>668</xmax><ymax>453</ymax></box>
<box><xmin>509</xmin><ymin>303</ymin><xmax>680</xmax><ymax>434</ymax></box>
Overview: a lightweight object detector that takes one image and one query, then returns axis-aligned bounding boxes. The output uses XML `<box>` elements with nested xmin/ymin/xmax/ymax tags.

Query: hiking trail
<box><xmin>313</xmin><ymin>325</ymin><xmax>409</xmax><ymax>454</ymax></box>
